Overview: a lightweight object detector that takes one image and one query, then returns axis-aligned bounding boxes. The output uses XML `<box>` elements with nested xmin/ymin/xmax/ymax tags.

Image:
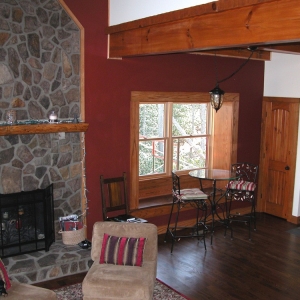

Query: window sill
<box><xmin>139</xmin><ymin>195</ymin><xmax>173</xmax><ymax>209</ymax></box>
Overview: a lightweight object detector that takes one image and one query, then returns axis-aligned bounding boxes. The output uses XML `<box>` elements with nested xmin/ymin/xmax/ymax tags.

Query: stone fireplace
<box><xmin>0</xmin><ymin>184</ymin><xmax>54</xmax><ymax>258</ymax></box>
<box><xmin>0</xmin><ymin>0</ymin><xmax>86</xmax><ymax>243</ymax></box>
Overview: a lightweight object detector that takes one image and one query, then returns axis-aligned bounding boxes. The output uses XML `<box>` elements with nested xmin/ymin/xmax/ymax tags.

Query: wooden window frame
<box><xmin>130</xmin><ymin>91</ymin><xmax>239</xmax><ymax>210</ymax></box>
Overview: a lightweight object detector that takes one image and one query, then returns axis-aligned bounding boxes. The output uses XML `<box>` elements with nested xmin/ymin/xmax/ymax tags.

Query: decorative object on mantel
<box><xmin>0</xmin><ymin>117</ymin><xmax>82</xmax><ymax>127</ymax></box>
<box><xmin>5</xmin><ymin>110</ymin><xmax>17</xmax><ymax>125</ymax></box>
<box><xmin>209</xmin><ymin>46</ymin><xmax>257</xmax><ymax>112</ymax></box>
<box><xmin>48</xmin><ymin>111</ymin><xmax>58</xmax><ymax>123</ymax></box>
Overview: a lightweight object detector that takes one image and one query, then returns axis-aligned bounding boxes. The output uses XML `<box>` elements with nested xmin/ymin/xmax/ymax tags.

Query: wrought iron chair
<box><xmin>225</xmin><ymin>163</ymin><xmax>258</xmax><ymax>240</ymax></box>
<box><xmin>164</xmin><ymin>172</ymin><xmax>209</xmax><ymax>253</ymax></box>
<box><xmin>100</xmin><ymin>172</ymin><xmax>131</xmax><ymax>221</ymax></box>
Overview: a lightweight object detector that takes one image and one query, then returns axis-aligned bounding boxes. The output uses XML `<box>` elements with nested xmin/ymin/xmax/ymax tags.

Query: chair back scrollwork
<box><xmin>227</xmin><ymin>163</ymin><xmax>258</xmax><ymax>202</ymax></box>
<box><xmin>232</xmin><ymin>163</ymin><xmax>258</xmax><ymax>183</ymax></box>
<box><xmin>171</xmin><ymin>172</ymin><xmax>180</xmax><ymax>195</ymax></box>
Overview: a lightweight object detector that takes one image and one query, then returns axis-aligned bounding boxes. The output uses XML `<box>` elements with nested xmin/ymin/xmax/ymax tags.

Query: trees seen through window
<box><xmin>139</xmin><ymin>103</ymin><xmax>210</xmax><ymax>176</ymax></box>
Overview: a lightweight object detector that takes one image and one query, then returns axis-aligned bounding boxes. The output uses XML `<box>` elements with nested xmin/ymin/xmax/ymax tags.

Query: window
<box><xmin>139</xmin><ymin>103</ymin><xmax>211</xmax><ymax>176</ymax></box>
<box><xmin>130</xmin><ymin>91</ymin><xmax>239</xmax><ymax>209</ymax></box>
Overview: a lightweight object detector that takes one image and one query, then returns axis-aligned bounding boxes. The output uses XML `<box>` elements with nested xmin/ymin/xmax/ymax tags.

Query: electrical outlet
<box><xmin>58</xmin><ymin>132</ymin><xmax>65</xmax><ymax>140</ymax></box>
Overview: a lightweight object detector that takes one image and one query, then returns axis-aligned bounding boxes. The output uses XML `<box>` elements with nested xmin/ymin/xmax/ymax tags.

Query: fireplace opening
<box><xmin>0</xmin><ymin>184</ymin><xmax>54</xmax><ymax>258</ymax></box>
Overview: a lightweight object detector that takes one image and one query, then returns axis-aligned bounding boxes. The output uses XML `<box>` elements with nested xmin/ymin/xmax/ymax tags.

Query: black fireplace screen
<box><xmin>0</xmin><ymin>184</ymin><xmax>54</xmax><ymax>258</ymax></box>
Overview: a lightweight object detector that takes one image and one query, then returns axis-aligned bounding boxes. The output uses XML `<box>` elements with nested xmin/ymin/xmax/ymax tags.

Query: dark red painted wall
<box><xmin>64</xmin><ymin>0</ymin><xmax>264</xmax><ymax>238</ymax></box>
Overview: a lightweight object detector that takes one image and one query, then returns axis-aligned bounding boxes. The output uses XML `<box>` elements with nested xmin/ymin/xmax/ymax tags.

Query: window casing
<box><xmin>130</xmin><ymin>91</ymin><xmax>239</xmax><ymax>209</ymax></box>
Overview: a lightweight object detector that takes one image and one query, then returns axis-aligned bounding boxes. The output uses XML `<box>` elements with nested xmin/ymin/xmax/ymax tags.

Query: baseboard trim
<box><xmin>288</xmin><ymin>215</ymin><xmax>300</xmax><ymax>225</ymax></box>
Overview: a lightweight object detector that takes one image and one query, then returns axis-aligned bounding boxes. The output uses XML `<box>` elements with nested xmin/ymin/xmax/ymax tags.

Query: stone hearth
<box><xmin>2</xmin><ymin>241</ymin><xmax>92</xmax><ymax>284</ymax></box>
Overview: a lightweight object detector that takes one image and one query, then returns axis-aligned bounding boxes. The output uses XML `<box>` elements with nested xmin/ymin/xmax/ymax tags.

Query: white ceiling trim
<box><xmin>109</xmin><ymin>0</ymin><xmax>215</xmax><ymax>25</ymax></box>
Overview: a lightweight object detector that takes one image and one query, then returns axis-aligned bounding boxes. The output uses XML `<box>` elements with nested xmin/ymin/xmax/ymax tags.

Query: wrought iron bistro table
<box><xmin>189</xmin><ymin>169</ymin><xmax>239</xmax><ymax>244</ymax></box>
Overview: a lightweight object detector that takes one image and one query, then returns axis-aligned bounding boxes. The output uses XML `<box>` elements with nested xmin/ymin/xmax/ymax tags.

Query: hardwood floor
<box><xmin>37</xmin><ymin>213</ymin><xmax>300</xmax><ymax>300</ymax></box>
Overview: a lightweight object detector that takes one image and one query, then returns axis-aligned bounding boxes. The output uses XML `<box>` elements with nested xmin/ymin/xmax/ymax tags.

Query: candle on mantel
<box><xmin>49</xmin><ymin>111</ymin><xmax>58</xmax><ymax>123</ymax></box>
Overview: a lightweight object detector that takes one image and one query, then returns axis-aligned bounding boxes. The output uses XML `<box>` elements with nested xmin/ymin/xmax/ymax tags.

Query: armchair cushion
<box><xmin>0</xmin><ymin>260</ymin><xmax>56</xmax><ymax>299</ymax></box>
<box><xmin>83</xmin><ymin>222</ymin><xmax>157</xmax><ymax>300</ymax></box>
<box><xmin>100</xmin><ymin>233</ymin><xmax>146</xmax><ymax>267</ymax></box>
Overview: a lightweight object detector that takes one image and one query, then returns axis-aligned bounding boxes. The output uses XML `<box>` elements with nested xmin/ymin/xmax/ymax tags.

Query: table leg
<box><xmin>210</xmin><ymin>179</ymin><xmax>217</xmax><ymax>244</ymax></box>
<box><xmin>200</xmin><ymin>179</ymin><xmax>230</xmax><ymax>245</ymax></box>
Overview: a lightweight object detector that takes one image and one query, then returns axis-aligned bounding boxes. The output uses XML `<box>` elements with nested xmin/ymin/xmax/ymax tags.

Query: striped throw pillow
<box><xmin>99</xmin><ymin>233</ymin><xmax>146</xmax><ymax>267</ymax></box>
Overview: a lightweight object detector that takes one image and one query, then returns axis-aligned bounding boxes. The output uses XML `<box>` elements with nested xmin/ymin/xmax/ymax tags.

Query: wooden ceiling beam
<box><xmin>192</xmin><ymin>43</ymin><xmax>300</xmax><ymax>60</ymax></box>
<box><xmin>258</xmin><ymin>43</ymin><xmax>300</xmax><ymax>55</ymax></box>
<box><xmin>190</xmin><ymin>48</ymin><xmax>271</xmax><ymax>61</ymax></box>
<box><xmin>107</xmin><ymin>0</ymin><xmax>300</xmax><ymax>58</ymax></box>
<box><xmin>106</xmin><ymin>0</ymin><xmax>275</xmax><ymax>35</ymax></box>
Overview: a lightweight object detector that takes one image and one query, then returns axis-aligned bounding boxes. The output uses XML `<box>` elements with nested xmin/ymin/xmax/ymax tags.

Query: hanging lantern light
<box><xmin>209</xmin><ymin>84</ymin><xmax>224</xmax><ymax>112</ymax></box>
<box><xmin>209</xmin><ymin>47</ymin><xmax>256</xmax><ymax>112</ymax></box>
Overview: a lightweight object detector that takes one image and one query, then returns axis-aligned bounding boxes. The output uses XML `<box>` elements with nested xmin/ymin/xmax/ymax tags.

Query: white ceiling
<box><xmin>109</xmin><ymin>0</ymin><xmax>214</xmax><ymax>25</ymax></box>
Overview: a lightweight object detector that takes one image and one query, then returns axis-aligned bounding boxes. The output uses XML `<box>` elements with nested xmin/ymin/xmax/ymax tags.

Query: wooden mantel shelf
<box><xmin>0</xmin><ymin>122</ymin><xmax>89</xmax><ymax>136</ymax></box>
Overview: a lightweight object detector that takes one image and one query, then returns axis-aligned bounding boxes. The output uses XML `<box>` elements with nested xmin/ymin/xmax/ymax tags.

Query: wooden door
<box><xmin>258</xmin><ymin>97</ymin><xmax>299</xmax><ymax>221</ymax></box>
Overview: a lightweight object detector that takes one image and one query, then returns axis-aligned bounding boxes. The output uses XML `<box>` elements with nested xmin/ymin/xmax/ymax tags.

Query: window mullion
<box><xmin>207</xmin><ymin>104</ymin><xmax>213</xmax><ymax>169</ymax></box>
<box><xmin>165</xmin><ymin>102</ymin><xmax>173</xmax><ymax>175</ymax></box>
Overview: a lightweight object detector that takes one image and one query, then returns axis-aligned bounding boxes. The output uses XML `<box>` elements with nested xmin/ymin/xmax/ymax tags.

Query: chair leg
<box><xmin>170</xmin><ymin>202</ymin><xmax>181</xmax><ymax>253</ymax></box>
<box><xmin>195</xmin><ymin>202</ymin><xmax>207</xmax><ymax>251</ymax></box>
<box><xmin>166</xmin><ymin>197</ymin><xmax>207</xmax><ymax>253</ymax></box>
<box><xmin>208</xmin><ymin>198</ymin><xmax>214</xmax><ymax>245</ymax></box>
<box><xmin>224</xmin><ymin>193</ymin><xmax>233</xmax><ymax>240</ymax></box>
<box><xmin>202</xmin><ymin>206</ymin><xmax>207</xmax><ymax>251</ymax></box>
<box><xmin>248</xmin><ymin>200</ymin><xmax>256</xmax><ymax>240</ymax></box>
<box><xmin>164</xmin><ymin>200</ymin><xmax>175</xmax><ymax>242</ymax></box>
<box><xmin>248</xmin><ymin>213</ymin><xmax>252</xmax><ymax>240</ymax></box>
<box><xmin>252</xmin><ymin>202</ymin><xmax>256</xmax><ymax>231</ymax></box>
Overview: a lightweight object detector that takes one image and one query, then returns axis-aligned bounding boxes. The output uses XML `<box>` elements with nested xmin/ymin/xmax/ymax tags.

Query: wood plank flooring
<box><xmin>36</xmin><ymin>213</ymin><xmax>300</xmax><ymax>300</ymax></box>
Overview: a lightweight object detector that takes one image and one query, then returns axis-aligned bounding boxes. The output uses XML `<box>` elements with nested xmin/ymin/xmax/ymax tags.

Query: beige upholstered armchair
<box><xmin>82</xmin><ymin>221</ymin><xmax>158</xmax><ymax>300</ymax></box>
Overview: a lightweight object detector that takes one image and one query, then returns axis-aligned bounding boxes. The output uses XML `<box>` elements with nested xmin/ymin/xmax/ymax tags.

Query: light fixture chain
<box><xmin>214</xmin><ymin>52</ymin><xmax>219</xmax><ymax>84</ymax></box>
<box><xmin>218</xmin><ymin>50</ymin><xmax>254</xmax><ymax>84</ymax></box>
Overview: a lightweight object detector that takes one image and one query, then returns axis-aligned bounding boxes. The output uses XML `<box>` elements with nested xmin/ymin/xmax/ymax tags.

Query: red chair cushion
<box><xmin>227</xmin><ymin>180</ymin><xmax>256</xmax><ymax>191</ymax></box>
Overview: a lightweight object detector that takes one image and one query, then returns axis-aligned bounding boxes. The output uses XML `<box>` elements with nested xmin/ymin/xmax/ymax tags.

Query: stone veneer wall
<box><xmin>0</xmin><ymin>0</ymin><xmax>83</xmax><ymax>239</ymax></box>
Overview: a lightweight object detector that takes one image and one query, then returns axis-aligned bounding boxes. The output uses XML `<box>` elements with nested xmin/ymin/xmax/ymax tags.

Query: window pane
<box><xmin>139</xmin><ymin>140</ymin><xmax>165</xmax><ymax>175</ymax></box>
<box><xmin>139</xmin><ymin>104</ymin><xmax>165</xmax><ymax>138</ymax></box>
<box><xmin>173</xmin><ymin>137</ymin><xmax>206</xmax><ymax>171</ymax></box>
<box><xmin>172</xmin><ymin>103</ymin><xmax>207</xmax><ymax>136</ymax></box>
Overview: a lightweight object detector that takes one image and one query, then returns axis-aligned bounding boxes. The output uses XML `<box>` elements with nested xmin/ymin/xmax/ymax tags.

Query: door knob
<box><xmin>285</xmin><ymin>166</ymin><xmax>290</xmax><ymax>170</ymax></box>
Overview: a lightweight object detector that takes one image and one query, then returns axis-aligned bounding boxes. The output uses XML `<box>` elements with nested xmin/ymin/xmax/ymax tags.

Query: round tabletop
<box><xmin>189</xmin><ymin>169</ymin><xmax>238</xmax><ymax>181</ymax></box>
